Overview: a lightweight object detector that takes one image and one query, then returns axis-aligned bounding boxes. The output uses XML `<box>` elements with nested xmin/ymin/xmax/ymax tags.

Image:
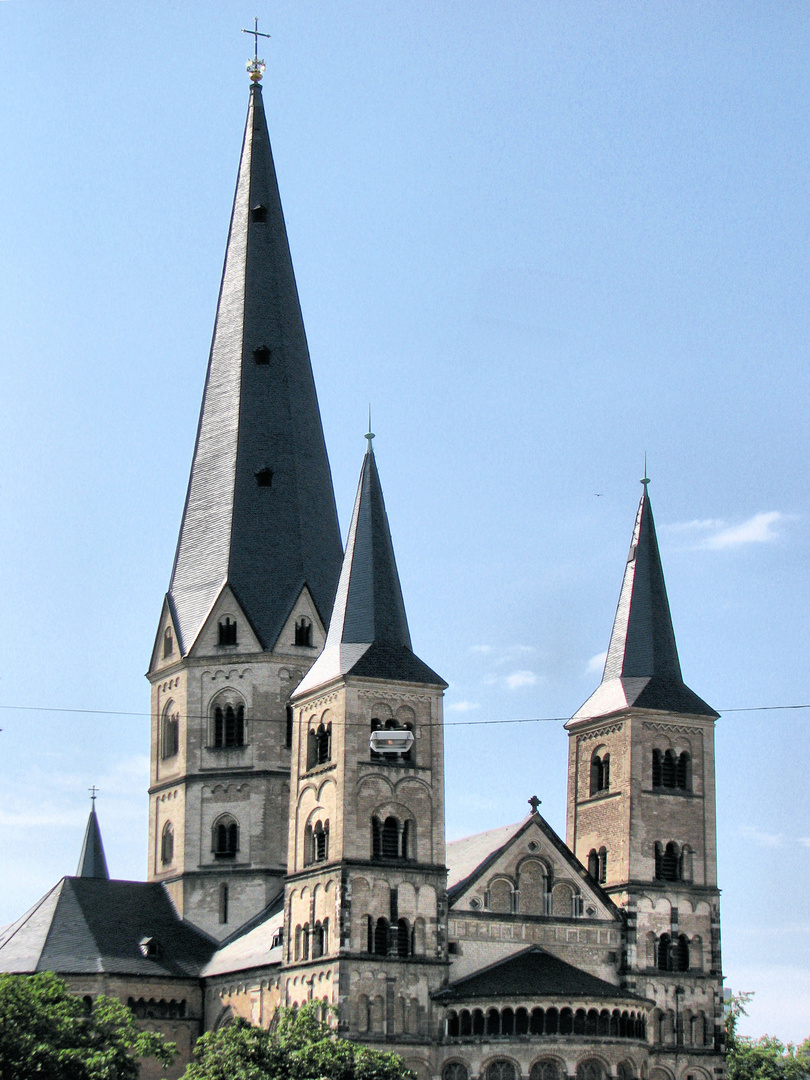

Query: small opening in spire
<box><xmin>253</xmin><ymin>346</ymin><xmax>271</xmax><ymax>365</ymax></box>
<box><xmin>255</xmin><ymin>468</ymin><xmax>273</xmax><ymax>488</ymax></box>
<box><xmin>251</xmin><ymin>204</ymin><xmax>267</xmax><ymax>223</ymax></box>
<box><xmin>218</xmin><ymin>617</ymin><xmax>237</xmax><ymax>646</ymax></box>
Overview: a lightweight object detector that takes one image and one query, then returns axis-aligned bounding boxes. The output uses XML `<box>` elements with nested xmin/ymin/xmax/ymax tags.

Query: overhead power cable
<box><xmin>0</xmin><ymin>701</ymin><xmax>807</xmax><ymax>729</ymax></box>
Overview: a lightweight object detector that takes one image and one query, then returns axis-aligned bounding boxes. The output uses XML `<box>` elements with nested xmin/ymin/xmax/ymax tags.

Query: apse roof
<box><xmin>434</xmin><ymin>946</ymin><xmax>649</xmax><ymax>1003</ymax></box>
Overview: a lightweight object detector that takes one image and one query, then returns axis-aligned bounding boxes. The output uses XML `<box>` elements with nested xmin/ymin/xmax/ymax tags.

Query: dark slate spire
<box><xmin>295</xmin><ymin>443</ymin><xmax>444</xmax><ymax>696</ymax></box>
<box><xmin>572</xmin><ymin>481</ymin><xmax>716</xmax><ymax>722</ymax></box>
<box><xmin>77</xmin><ymin>808</ymin><xmax>109</xmax><ymax>880</ymax></box>
<box><xmin>167</xmin><ymin>82</ymin><xmax>342</xmax><ymax>654</ymax></box>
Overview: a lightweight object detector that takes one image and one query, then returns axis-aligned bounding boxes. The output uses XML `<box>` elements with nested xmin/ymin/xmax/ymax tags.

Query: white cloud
<box><xmin>704</xmin><ymin>511</ymin><xmax>784</xmax><ymax>550</ymax></box>
<box><xmin>0</xmin><ymin>809</ymin><xmax>87</xmax><ymax>828</ymax></box>
<box><xmin>739</xmin><ymin>825</ymin><xmax>785</xmax><ymax>848</ymax></box>
<box><xmin>587</xmin><ymin>651</ymin><xmax>607</xmax><ymax>675</ymax></box>
<box><xmin>470</xmin><ymin>645</ymin><xmax>493</xmax><ymax>654</ymax></box>
<box><xmin>446</xmin><ymin>701</ymin><xmax>481</xmax><ymax>713</ymax></box>
<box><xmin>666</xmin><ymin>511</ymin><xmax>787</xmax><ymax>550</ymax></box>
<box><xmin>505</xmin><ymin>670</ymin><xmax>539</xmax><ymax>690</ymax></box>
<box><xmin>799</xmin><ymin>837</ymin><xmax>810</xmax><ymax>848</ymax></box>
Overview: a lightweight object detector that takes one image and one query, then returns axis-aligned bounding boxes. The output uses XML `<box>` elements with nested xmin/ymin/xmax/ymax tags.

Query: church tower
<box><xmin>566</xmin><ymin>478</ymin><xmax>725</xmax><ymax>1079</ymax></box>
<box><xmin>283</xmin><ymin>438</ymin><xmax>449</xmax><ymax>1048</ymax></box>
<box><xmin>147</xmin><ymin>73</ymin><xmax>343</xmax><ymax>940</ymax></box>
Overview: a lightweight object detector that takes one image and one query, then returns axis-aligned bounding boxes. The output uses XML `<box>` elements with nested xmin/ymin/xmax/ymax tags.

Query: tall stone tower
<box><xmin>283</xmin><ymin>440</ymin><xmax>449</xmax><ymax>1050</ymax></box>
<box><xmin>147</xmin><ymin>77</ymin><xmax>343</xmax><ymax>940</ymax></box>
<box><xmin>566</xmin><ymin>479</ymin><xmax>725</xmax><ymax>1079</ymax></box>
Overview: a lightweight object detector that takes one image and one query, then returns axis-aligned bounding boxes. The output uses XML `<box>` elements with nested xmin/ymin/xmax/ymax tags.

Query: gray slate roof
<box><xmin>76</xmin><ymin>808</ymin><xmax>108</xmax><ymax>880</ymax></box>
<box><xmin>168</xmin><ymin>82</ymin><xmax>342</xmax><ymax>654</ymax></box>
<box><xmin>434</xmin><ymin>946</ymin><xmax>646</xmax><ymax>1003</ymax></box>
<box><xmin>572</xmin><ymin>486</ymin><xmax>716</xmax><ymax>722</ymax></box>
<box><xmin>295</xmin><ymin>447</ymin><xmax>445</xmax><ymax>697</ymax></box>
<box><xmin>0</xmin><ymin>878</ymin><xmax>215</xmax><ymax>977</ymax></box>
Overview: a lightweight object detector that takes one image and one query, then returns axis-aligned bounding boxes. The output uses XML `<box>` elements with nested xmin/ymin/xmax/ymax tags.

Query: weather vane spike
<box><xmin>89</xmin><ymin>785</ymin><xmax>99</xmax><ymax>805</ymax></box>
<box><xmin>242</xmin><ymin>17</ymin><xmax>270</xmax><ymax>82</ymax></box>
<box><xmin>365</xmin><ymin>405</ymin><xmax>375</xmax><ymax>450</ymax></box>
<box><xmin>641</xmin><ymin>452</ymin><xmax>650</xmax><ymax>489</ymax></box>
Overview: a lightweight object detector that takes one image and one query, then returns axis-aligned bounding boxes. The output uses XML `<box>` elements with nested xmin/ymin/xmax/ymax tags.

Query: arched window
<box><xmin>677</xmin><ymin>933</ymin><xmax>690</xmax><ymax>971</ymax></box>
<box><xmin>443</xmin><ymin>1065</ymin><xmax>468</xmax><ymax>1080</ymax></box>
<box><xmin>373</xmin><ymin>917</ymin><xmax>389</xmax><ymax>956</ymax></box>
<box><xmin>301</xmin><ymin>923</ymin><xmax>309</xmax><ymax>960</ymax></box>
<box><xmin>382</xmin><ymin>816</ymin><xmax>399</xmax><ymax>857</ymax></box>
<box><xmin>680</xmin><ymin>845</ymin><xmax>693</xmax><ymax>882</ymax></box>
<box><xmin>654</xmin><ymin>840</ymin><xmax>680</xmax><ymax>881</ymax></box>
<box><xmin>598</xmin><ymin>847</ymin><xmax>607</xmax><ymax>883</ymax></box>
<box><xmin>662</xmin><ymin>749</ymin><xmax>677</xmax><ymax>787</ymax></box>
<box><xmin>163</xmin><ymin>627</ymin><xmax>173</xmax><ymax>658</ymax></box>
<box><xmin>294</xmin><ymin>924</ymin><xmax>302</xmax><ymax>961</ymax></box>
<box><xmin>162</xmin><ymin>703</ymin><xmax>179</xmax><ymax>759</ymax></box>
<box><xmin>530</xmin><ymin>1063</ymin><xmax>560</xmax><ymax>1080</ymax></box>
<box><xmin>285</xmin><ymin>703</ymin><xmax>293</xmax><ymax>749</ymax></box>
<box><xmin>652</xmin><ymin>748</ymin><xmax>663</xmax><ymax>787</ymax></box>
<box><xmin>577</xmin><ymin>1061</ymin><xmax>604</xmax><ymax>1080</ymax></box>
<box><xmin>397</xmin><ymin>918</ymin><xmax>410</xmax><ymax>957</ymax></box>
<box><xmin>294</xmin><ymin>616</ymin><xmax>313</xmax><ymax>646</ymax></box>
<box><xmin>218</xmin><ymin>617</ymin><xmax>237</xmax><ymax>646</ymax></box>
<box><xmin>312</xmin><ymin>820</ymin><xmax>329</xmax><ymax>863</ymax></box>
<box><xmin>213</xmin><ymin>702</ymin><xmax>245</xmax><ymax>748</ymax></box>
<box><xmin>213</xmin><ymin>816</ymin><xmax>238</xmax><ymax>857</ymax></box>
<box><xmin>312</xmin><ymin>921</ymin><xmax>325</xmax><ymax>959</ymax></box>
<box><xmin>517</xmin><ymin>859</ymin><xmax>549</xmax><ymax>913</ymax></box>
<box><xmin>486</xmin><ymin>1061</ymin><xmax>515</xmax><ymax>1080</ymax></box>
<box><xmin>590</xmin><ymin>752</ymin><xmax>610</xmax><ymax>794</ymax></box>
<box><xmin>657</xmin><ymin>933</ymin><xmax>672</xmax><ymax>971</ymax></box>
<box><xmin>219</xmin><ymin>883</ymin><xmax>228</xmax><ymax>925</ymax></box>
<box><xmin>371</xmin><ymin>814</ymin><xmax>410</xmax><ymax>859</ymax></box>
<box><xmin>316</xmin><ymin>724</ymin><xmax>331</xmax><ymax>765</ymax></box>
<box><xmin>489</xmin><ymin>878</ymin><xmax>514</xmax><ymax>914</ymax></box>
<box><xmin>160</xmin><ymin>822</ymin><xmax>174</xmax><ymax>865</ymax></box>
<box><xmin>588</xmin><ymin>850</ymin><xmax>599</xmax><ymax>879</ymax></box>
<box><xmin>677</xmin><ymin>752</ymin><xmax>691</xmax><ymax>790</ymax></box>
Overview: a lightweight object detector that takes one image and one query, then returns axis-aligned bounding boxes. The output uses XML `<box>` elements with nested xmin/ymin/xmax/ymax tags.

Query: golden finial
<box><xmin>242</xmin><ymin>17</ymin><xmax>270</xmax><ymax>82</ymax></box>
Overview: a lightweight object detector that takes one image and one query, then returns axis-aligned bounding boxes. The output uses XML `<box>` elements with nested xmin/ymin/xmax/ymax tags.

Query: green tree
<box><xmin>183</xmin><ymin>1003</ymin><xmax>412</xmax><ymax>1080</ymax></box>
<box><xmin>725</xmin><ymin>992</ymin><xmax>810</xmax><ymax>1080</ymax></box>
<box><xmin>0</xmin><ymin>971</ymin><xmax>175</xmax><ymax>1080</ymax></box>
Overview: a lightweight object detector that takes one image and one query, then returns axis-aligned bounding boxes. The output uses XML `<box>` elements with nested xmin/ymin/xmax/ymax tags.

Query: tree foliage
<box><xmin>725</xmin><ymin>992</ymin><xmax>810</xmax><ymax>1080</ymax></box>
<box><xmin>0</xmin><ymin>971</ymin><xmax>175</xmax><ymax>1080</ymax></box>
<box><xmin>183</xmin><ymin>1003</ymin><xmax>412</xmax><ymax>1080</ymax></box>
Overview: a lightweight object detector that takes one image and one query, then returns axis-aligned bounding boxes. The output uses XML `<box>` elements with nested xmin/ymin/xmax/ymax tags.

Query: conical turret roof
<box><xmin>294</xmin><ymin>443</ymin><xmax>444</xmax><ymax>697</ymax></box>
<box><xmin>77</xmin><ymin>807</ymin><xmax>109</xmax><ymax>880</ymax></box>
<box><xmin>166</xmin><ymin>82</ymin><xmax>342</xmax><ymax>655</ymax></box>
<box><xmin>571</xmin><ymin>482</ymin><xmax>716</xmax><ymax>722</ymax></box>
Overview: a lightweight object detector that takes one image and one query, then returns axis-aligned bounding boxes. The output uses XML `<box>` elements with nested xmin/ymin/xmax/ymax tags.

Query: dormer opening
<box><xmin>255</xmin><ymin>468</ymin><xmax>273</xmax><ymax>488</ymax></box>
<box><xmin>253</xmin><ymin>346</ymin><xmax>271</xmax><ymax>365</ymax></box>
<box><xmin>251</xmin><ymin>204</ymin><xmax>267</xmax><ymax>222</ymax></box>
<box><xmin>294</xmin><ymin>616</ymin><xmax>313</xmax><ymax>646</ymax></box>
<box><xmin>163</xmin><ymin>626</ymin><xmax>173</xmax><ymax>658</ymax></box>
<box><xmin>139</xmin><ymin>936</ymin><xmax>159</xmax><ymax>958</ymax></box>
<box><xmin>218</xmin><ymin>617</ymin><xmax>237</xmax><ymax>646</ymax></box>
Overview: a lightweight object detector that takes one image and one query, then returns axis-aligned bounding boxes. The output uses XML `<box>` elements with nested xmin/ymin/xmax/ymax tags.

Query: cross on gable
<box><xmin>528</xmin><ymin>794</ymin><xmax>541</xmax><ymax>814</ymax></box>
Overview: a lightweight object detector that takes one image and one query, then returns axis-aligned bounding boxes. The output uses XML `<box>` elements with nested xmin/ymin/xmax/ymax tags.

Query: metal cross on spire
<box><xmin>641</xmin><ymin>452</ymin><xmax>650</xmax><ymax>489</ymax></box>
<box><xmin>242</xmin><ymin>17</ymin><xmax>270</xmax><ymax>82</ymax></box>
<box><xmin>365</xmin><ymin>405</ymin><xmax>375</xmax><ymax>450</ymax></box>
<box><xmin>89</xmin><ymin>785</ymin><xmax>99</xmax><ymax>805</ymax></box>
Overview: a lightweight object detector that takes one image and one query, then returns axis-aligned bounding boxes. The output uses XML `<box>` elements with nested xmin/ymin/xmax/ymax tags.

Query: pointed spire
<box><xmin>77</xmin><ymin>804</ymin><xmax>109</xmax><ymax>880</ymax></box>
<box><xmin>166</xmin><ymin>82</ymin><xmax>342</xmax><ymax>655</ymax></box>
<box><xmin>294</xmin><ymin>440</ymin><xmax>444</xmax><ymax>697</ymax></box>
<box><xmin>572</xmin><ymin>479</ymin><xmax>716</xmax><ymax>722</ymax></box>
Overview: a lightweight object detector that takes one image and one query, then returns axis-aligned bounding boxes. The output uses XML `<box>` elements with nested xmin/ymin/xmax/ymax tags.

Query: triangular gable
<box><xmin>448</xmin><ymin>813</ymin><xmax>620</xmax><ymax>923</ymax></box>
<box><xmin>149</xmin><ymin>595</ymin><xmax>181</xmax><ymax>674</ymax></box>
<box><xmin>272</xmin><ymin>585</ymin><xmax>326</xmax><ymax>657</ymax></box>
<box><xmin>187</xmin><ymin>584</ymin><xmax>263</xmax><ymax>659</ymax></box>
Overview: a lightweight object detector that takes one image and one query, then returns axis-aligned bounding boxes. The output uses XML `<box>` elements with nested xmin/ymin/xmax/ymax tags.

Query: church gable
<box><xmin>448</xmin><ymin>814</ymin><xmax>618</xmax><ymax>924</ymax></box>
<box><xmin>148</xmin><ymin>596</ymin><xmax>181</xmax><ymax>674</ymax></box>
<box><xmin>272</xmin><ymin>586</ymin><xmax>326</xmax><ymax>658</ymax></box>
<box><xmin>187</xmin><ymin>585</ymin><xmax>263</xmax><ymax>659</ymax></box>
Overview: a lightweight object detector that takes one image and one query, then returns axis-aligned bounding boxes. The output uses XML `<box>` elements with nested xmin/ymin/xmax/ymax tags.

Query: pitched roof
<box><xmin>434</xmin><ymin>946</ymin><xmax>647</xmax><ymax>1003</ymax></box>
<box><xmin>167</xmin><ymin>82</ymin><xmax>342</xmax><ymax>655</ymax></box>
<box><xmin>572</xmin><ymin>485</ymin><xmax>717</xmax><ymax>722</ymax></box>
<box><xmin>0</xmin><ymin>878</ymin><xmax>215</xmax><ymax>977</ymax></box>
<box><xmin>294</xmin><ymin>446</ymin><xmax>445</xmax><ymax>697</ymax></box>
<box><xmin>76</xmin><ymin>808</ymin><xmax>109</xmax><ymax>879</ymax></box>
<box><xmin>202</xmin><ymin>894</ymin><xmax>285</xmax><ymax>978</ymax></box>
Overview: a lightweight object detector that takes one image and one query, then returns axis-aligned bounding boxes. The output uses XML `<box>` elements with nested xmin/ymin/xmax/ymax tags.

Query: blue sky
<box><xmin>1</xmin><ymin>1</ymin><xmax>808</xmax><ymax>1042</ymax></box>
